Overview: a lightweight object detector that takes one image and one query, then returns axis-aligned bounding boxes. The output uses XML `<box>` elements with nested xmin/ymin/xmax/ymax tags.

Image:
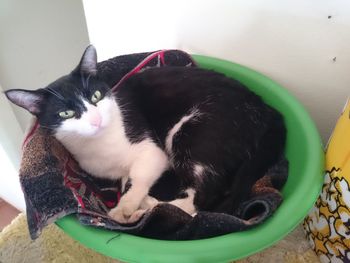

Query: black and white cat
<box><xmin>5</xmin><ymin>46</ymin><xmax>287</xmax><ymax>224</ymax></box>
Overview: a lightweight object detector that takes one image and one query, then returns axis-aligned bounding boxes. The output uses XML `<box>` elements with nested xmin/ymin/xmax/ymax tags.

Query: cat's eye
<box><xmin>59</xmin><ymin>110</ymin><xmax>75</xmax><ymax>119</ymax></box>
<box><xmin>91</xmin><ymin>90</ymin><xmax>102</xmax><ymax>104</ymax></box>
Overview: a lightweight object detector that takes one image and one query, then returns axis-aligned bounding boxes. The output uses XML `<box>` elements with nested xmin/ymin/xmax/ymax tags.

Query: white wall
<box><xmin>82</xmin><ymin>0</ymin><xmax>179</xmax><ymax>60</ymax></box>
<box><xmin>0</xmin><ymin>0</ymin><xmax>90</xmax><ymax>210</ymax></box>
<box><xmin>2</xmin><ymin>0</ymin><xmax>349</xmax><ymax>209</ymax></box>
<box><xmin>0</xmin><ymin>0</ymin><xmax>90</xmax><ymax>132</ymax></box>
<box><xmin>0</xmin><ymin>84</ymin><xmax>25</xmax><ymax>210</ymax></box>
<box><xmin>83</xmin><ymin>0</ymin><xmax>350</xmax><ymax>143</ymax></box>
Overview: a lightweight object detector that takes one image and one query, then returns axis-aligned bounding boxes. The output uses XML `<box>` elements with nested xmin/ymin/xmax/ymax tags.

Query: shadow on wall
<box><xmin>175</xmin><ymin>1</ymin><xmax>350</xmax><ymax>143</ymax></box>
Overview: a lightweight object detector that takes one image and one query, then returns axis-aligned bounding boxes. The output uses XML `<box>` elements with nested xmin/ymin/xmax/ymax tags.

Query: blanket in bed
<box><xmin>19</xmin><ymin>50</ymin><xmax>287</xmax><ymax>240</ymax></box>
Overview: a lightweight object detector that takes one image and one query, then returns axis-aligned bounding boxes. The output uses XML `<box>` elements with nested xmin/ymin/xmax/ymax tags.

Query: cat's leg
<box><xmin>137</xmin><ymin>189</ymin><xmax>197</xmax><ymax>215</ymax></box>
<box><xmin>125</xmin><ymin>195</ymin><xmax>160</xmax><ymax>223</ymax></box>
<box><xmin>165</xmin><ymin>112</ymin><xmax>233</xmax><ymax>212</ymax></box>
<box><xmin>108</xmin><ymin>146</ymin><xmax>168</xmax><ymax>223</ymax></box>
<box><xmin>137</xmin><ymin>190</ymin><xmax>197</xmax><ymax>216</ymax></box>
<box><xmin>120</xmin><ymin>175</ymin><xmax>129</xmax><ymax>193</ymax></box>
<box><xmin>168</xmin><ymin>188</ymin><xmax>197</xmax><ymax>216</ymax></box>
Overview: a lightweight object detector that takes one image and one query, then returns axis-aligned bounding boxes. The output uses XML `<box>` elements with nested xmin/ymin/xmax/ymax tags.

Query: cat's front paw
<box><xmin>128</xmin><ymin>209</ymin><xmax>147</xmax><ymax>223</ymax></box>
<box><xmin>108</xmin><ymin>206</ymin><xmax>146</xmax><ymax>224</ymax></box>
<box><xmin>108</xmin><ymin>205</ymin><xmax>133</xmax><ymax>224</ymax></box>
<box><xmin>140</xmin><ymin>195</ymin><xmax>159</xmax><ymax>210</ymax></box>
<box><xmin>108</xmin><ymin>198</ymin><xmax>143</xmax><ymax>224</ymax></box>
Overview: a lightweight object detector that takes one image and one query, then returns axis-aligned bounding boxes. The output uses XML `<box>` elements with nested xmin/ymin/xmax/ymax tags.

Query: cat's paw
<box><xmin>140</xmin><ymin>195</ymin><xmax>159</xmax><ymax>210</ymax></box>
<box><xmin>108</xmin><ymin>206</ymin><xmax>147</xmax><ymax>224</ymax></box>
<box><xmin>128</xmin><ymin>209</ymin><xmax>147</xmax><ymax>223</ymax></box>
<box><xmin>108</xmin><ymin>206</ymin><xmax>132</xmax><ymax>224</ymax></box>
<box><xmin>108</xmin><ymin>198</ymin><xmax>141</xmax><ymax>224</ymax></box>
<box><xmin>108</xmin><ymin>207</ymin><xmax>128</xmax><ymax>224</ymax></box>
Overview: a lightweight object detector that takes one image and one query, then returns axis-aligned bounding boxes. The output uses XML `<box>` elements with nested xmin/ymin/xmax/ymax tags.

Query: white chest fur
<box><xmin>55</xmin><ymin>96</ymin><xmax>172</xmax><ymax>223</ymax></box>
<box><xmin>54</xmin><ymin>96</ymin><xmax>169</xmax><ymax>180</ymax></box>
<box><xmin>61</xmin><ymin>120</ymin><xmax>132</xmax><ymax>179</ymax></box>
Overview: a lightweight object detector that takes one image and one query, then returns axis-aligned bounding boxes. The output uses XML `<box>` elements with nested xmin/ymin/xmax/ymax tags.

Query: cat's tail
<box><xmin>233</xmin><ymin>156</ymin><xmax>288</xmax><ymax>225</ymax></box>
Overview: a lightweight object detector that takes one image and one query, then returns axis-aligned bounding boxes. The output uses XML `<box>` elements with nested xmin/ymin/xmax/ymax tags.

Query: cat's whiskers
<box><xmin>117</xmin><ymin>102</ymin><xmax>132</xmax><ymax>113</ymax></box>
<box><xmin>105</xmin><ymin>89</ymin><xmax>114</xmax><ymax>96</ymax></box>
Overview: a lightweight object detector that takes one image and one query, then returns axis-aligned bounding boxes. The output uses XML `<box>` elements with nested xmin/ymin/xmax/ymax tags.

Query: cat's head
<box><xmin>5</xmin><ymin>45</ymin><xmax>117</xmax><ymax>138</ymax></box>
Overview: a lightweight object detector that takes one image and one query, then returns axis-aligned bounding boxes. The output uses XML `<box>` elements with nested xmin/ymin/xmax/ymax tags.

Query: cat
<box><xmin>5</xmin><ymin>45</ymin><xmax>287</xmax><ymax>224</ymax></box>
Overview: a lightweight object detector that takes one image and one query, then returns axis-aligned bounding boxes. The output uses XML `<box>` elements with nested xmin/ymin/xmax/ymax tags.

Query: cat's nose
<box><xmin>89</xmin><ymin>108</ymin><xmax>102</xmax><ymax>127</ymax></box>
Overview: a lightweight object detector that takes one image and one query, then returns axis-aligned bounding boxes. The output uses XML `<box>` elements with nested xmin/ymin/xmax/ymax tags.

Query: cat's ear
<box><xmin>5</xmin><ymin>89</ymin><xmax>44</xmax><ymax>115</ymax></box>
<box><xmin>76</xmin><ymin>45</ymin><xmax>97</xmax><ymax>76</ymax></box>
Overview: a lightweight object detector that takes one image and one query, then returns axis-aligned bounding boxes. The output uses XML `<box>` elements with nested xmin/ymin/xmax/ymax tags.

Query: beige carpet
<box><xmin>0</xmin><ymin>214</ymin><xmax>319</xmax><ymax>263</ymax></box>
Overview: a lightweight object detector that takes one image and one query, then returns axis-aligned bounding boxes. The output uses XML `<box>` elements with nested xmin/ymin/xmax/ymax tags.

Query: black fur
<box><xmin>115</xmin><ymin>66</ymin><xmax>286</xmax><ymax>212</ymax></box>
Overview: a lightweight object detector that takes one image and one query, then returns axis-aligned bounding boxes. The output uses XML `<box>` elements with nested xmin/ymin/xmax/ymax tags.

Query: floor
<box><xmin>0</xmin><ymin>213</ymin><xmax>320</xmax><ymax>263</ymax></box>
<box><xmin>0</xmin><ymin>198</ymin><xmax>20</xmax><ymax>231</ymax></box>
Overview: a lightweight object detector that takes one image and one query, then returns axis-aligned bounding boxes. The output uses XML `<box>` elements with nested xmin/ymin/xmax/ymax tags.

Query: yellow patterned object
<box><xmin>304</xmin><ymin>99</ymin><xmax>350</xmax><ymax>262</ymax></box>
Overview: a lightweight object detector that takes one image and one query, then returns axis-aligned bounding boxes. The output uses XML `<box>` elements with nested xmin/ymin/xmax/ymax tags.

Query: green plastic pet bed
<box><xmin>51</xmin><ymin>55</ymin><xmax>324</xmax><ymax>262</ymax></box>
